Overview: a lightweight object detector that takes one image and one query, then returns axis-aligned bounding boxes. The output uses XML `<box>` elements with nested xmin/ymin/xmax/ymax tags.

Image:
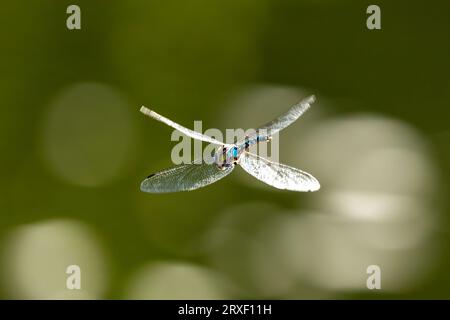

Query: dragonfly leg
<box><xmin>244</xmin><ymin>135</ymin><xmax>250</xmax><ymax>151</ymax></box>
<box><xmin>222</xmin><ymin>146</ymin><xmax>227</xmax><ymax>167</ymax></box>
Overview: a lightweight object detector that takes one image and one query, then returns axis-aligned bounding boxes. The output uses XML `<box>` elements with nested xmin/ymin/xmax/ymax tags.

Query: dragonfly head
<box><xmin>214</xmin><ymin>145</ymin><xmax>239</xmax><ymax>170</ymax></box>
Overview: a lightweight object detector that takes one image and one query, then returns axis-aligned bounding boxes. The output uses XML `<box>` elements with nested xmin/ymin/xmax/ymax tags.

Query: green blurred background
<box><xmin>1</xmin><ymin>0</ymin><xmax>449</xmax><ymax>299</ymax></box>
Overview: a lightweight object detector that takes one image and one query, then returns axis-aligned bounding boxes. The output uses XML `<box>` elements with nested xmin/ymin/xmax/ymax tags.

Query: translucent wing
<box><xmin>140</xmin><ymin>106</ymin><xmax>231</xmax><ymax>146</ymax></box>
<box><xmin>253</xmin><ymin>95</ymin><xmax>315</xmax><ymax>138</ymax></box>
<box><xmin>141</xmin><ymin>160</ymin><xmax>234</xmax><ymax>193</ymax></box>
<box><xmin>239</xmin><ymin>152</ymin><xmax>320</xmax><ymax>192</ymax></box>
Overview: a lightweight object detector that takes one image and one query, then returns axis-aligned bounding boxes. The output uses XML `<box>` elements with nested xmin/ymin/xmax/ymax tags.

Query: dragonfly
<box><xmin>139</xmin><ymin>95</ymin><xmax>320</xmax><ymax>193</ymax></box>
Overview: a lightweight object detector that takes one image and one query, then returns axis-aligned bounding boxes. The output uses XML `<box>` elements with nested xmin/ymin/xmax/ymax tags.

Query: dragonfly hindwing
<box><xmin>141</xmin><ymin>160</ymin><xmax>234</xmax><ymax>193</ymax></box>
<box><xmin>239</xmin><ymin>151</ymin><xmax>320</xmax><ymax>192</ymax></box>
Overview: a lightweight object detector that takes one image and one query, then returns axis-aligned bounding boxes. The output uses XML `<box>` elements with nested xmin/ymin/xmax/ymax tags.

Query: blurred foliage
<box><xmin>0</xmin><ymin>0</ymin><xmax>449</xmax><ymax>299</ymax></box>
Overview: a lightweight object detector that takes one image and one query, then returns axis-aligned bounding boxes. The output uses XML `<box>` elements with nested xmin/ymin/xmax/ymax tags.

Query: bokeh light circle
<box><xmin>40</xmin><ymin>82</ymin><xmax>135</xmax><ymax>187</ymax></box>
<box><xmin>125</xmin><ymin>261</ymin><xmax>230</xmax><ymax>299</ymax></box>
<box><xmin>1</xmin><ymin>219</ymin><xmax>108</xmax><ymax>299</ymax></box>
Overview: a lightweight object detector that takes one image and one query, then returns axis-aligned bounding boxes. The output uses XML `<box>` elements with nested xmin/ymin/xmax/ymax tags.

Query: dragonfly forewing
<box><xmin>140</xmin><ymin>106</ymin><xmax>231</xmax><ymax>146</ymax></box>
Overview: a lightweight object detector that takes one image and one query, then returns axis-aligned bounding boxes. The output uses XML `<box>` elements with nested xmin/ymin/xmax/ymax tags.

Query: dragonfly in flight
<box><xmin>139</xmin><ymin>95</ymin><xmax>320</xmax><ymax>193</ymax></box>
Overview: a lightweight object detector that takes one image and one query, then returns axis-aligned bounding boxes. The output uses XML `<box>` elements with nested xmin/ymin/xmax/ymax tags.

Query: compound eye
<box><xmin>232</xmin><ymin>146</ymin><xmax>238</xmax><ymax>158</ymax></box>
